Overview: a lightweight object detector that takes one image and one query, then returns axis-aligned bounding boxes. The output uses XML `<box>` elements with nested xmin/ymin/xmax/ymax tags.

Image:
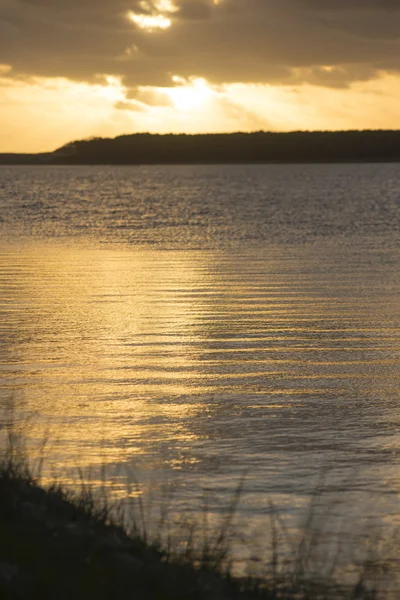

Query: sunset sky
<box><xmin>1</xmin><ymin>0</ymin><xmax>400</xmax><ymax>152</ymax></box>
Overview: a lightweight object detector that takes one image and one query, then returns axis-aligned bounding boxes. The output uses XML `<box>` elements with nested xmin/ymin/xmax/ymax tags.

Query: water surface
<box><xmin>1</xmin><ymin>164</ymin><xmax>400</xmax><ymax>554</ymax></box>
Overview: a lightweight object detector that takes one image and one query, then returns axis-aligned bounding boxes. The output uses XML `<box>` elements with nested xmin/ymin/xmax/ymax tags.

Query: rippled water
<box><xmin>1</xmin><ymin>164</ymin><xmax>400</xmax><ymax>554</ymax></box>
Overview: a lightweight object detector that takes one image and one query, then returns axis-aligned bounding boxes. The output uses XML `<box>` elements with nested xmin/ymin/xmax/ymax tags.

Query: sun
<box><xmin>166</xmin><ymin>77</ymin><xmax>213</xmax><ymax>111</ymax></box>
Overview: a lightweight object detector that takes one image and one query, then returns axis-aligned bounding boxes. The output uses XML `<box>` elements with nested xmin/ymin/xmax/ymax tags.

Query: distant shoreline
<box><xmin>2</xmin><ymin>130</ymin><xmax>400</xmax><ymax>165</ymax></box>
<box><xmin>2</xmin><ymin>159</ymin><xmax>400</xmax><ymax>166</ymax></box>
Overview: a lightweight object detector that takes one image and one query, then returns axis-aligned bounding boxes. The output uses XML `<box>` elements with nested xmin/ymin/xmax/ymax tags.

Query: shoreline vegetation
<box><xmin>1</xmin><ymin>434</ymin><xmax>399</xmax><ymax>599</ymax></box>
<box><xmin>2</xmin><ymin>130</ymin><xmax>400</xmax><ymax>165</ymax></box>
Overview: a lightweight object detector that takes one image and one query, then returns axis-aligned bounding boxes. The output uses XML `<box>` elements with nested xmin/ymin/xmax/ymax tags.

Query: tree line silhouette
<box><xmin>2</xmin><ymin>131</ymin><xmax>400</xmax><ymax>164</ymax></box>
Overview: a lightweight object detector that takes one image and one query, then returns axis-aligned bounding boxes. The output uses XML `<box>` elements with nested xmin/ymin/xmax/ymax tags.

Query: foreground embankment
<box><xmin>1</xmin><ymin>453</ymin><xmax>396</xmax><ymax>600</ymax></box>
<box><xmin>0</xmin><ymin>465</ymin><xmax>255</xmax><ymax>599</ymax></box>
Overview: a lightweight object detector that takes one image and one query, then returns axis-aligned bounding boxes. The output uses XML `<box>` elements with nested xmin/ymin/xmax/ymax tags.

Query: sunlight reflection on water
<box><xmin>0</xmin><ymin>164</ymin><xmax>400</xmax><ymax>565</ymax></box>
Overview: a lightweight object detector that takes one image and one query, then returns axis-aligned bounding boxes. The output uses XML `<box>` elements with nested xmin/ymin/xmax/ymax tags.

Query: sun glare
<box><xmin>154</xmin><ymin>0</ymin><xmax>177</xmax><ymax>11</ymax></box>
<box><xmin>167</xmin><ymin>77</ymin><xmax>213</xmax><ymax>111</ymax></box>
<box><xmin>127</xmin><ymin>1</ymin><xmax>177</xmax><ymax>31</ymax></box>
<box><xmin>127</xmin><ymin>11</ymin><xmax>172</xmax><ymax>30</ymax></box>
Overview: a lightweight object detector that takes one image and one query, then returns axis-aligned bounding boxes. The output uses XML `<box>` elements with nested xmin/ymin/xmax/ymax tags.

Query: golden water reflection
<box><xmin>1</xmin><ymin>241</ymin><xmax>400</xmax><ymax>537</ymax></box>
<box><xmin>1</xmin><ymin>244</ymin><xmax>213</xmax><ymax>467</ymax></box>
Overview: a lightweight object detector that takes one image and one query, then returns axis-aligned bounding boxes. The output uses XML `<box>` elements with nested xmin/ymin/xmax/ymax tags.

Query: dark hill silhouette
<box><xmin>0</xmin><ymin>153</ymin><xmax>52</xmax><ymax>165</ymax></box>
<box><xmin>2</xmin><ymin>131</ymin><xmax>400</xmax><ymax>165</ymax></box>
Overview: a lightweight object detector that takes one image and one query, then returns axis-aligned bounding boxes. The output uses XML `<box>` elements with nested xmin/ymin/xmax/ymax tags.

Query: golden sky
<box><xmin>1</xmin><ymin>0</ymin><xmax>400</xmax><ymax>152</ymax></box>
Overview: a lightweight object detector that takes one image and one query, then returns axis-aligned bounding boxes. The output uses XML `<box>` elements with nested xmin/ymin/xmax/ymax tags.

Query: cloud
<box><xmin>0</xmin><ymin>73</ymin><xmax>133</xmax><ymax>152</ymax></box>
<box><xmin>175</xmin><ymin>0</ymin><xmax>213</xmax><ymax>20</ymax></box>
<box><xmin>1</xmin><ymin>0</ymin><xmax>400</xmax><ymax>93</ymax></box>
<box><xmin>3</xmin><ymin>70</ymin><xmax>400</xmax><ymax>153</ymax></box>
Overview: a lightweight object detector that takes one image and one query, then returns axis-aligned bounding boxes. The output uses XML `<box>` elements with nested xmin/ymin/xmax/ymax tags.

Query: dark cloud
<box><xmin>298</xmin><ymin>0</ymin><xmax>400</xmax><ymax>12</ymax></box>
<box><xmin>1</xmin><ymin>0</ymin><xmax>400</xmax><ymax>95</ymax></box>
<box><xmin>176</xmin><ymin>0</ymin><xmax>213</xmax><ymax>20</ymax></box>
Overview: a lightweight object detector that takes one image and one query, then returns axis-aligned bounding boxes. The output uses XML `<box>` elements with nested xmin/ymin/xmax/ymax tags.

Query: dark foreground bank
<box><xmin>1</xmin><ymin>453</ymin><xmax>395</xmax><ymax>600</ymax></box>
<box><xmin>2</xmin><ymin>130</ymin><xmax>400</xmax><ymax>165</ymax></box>
<box><xmin>0</xmin><ymin>466</ymin><xmax>252</xmax><ymax>600</ymax></box>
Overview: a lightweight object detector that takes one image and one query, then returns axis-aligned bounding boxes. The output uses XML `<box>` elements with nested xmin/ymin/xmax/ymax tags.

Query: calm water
<box><xmin>1</xmin><ymin>164</ymin><xmax>400</xmax><ymax>555</ymax></box>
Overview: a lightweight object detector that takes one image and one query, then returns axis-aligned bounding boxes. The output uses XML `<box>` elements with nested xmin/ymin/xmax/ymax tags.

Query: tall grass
<box><xmin>0</xmin><ymin>421</ymin><xmax>399</xmax><ymax>599</ymax></box>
